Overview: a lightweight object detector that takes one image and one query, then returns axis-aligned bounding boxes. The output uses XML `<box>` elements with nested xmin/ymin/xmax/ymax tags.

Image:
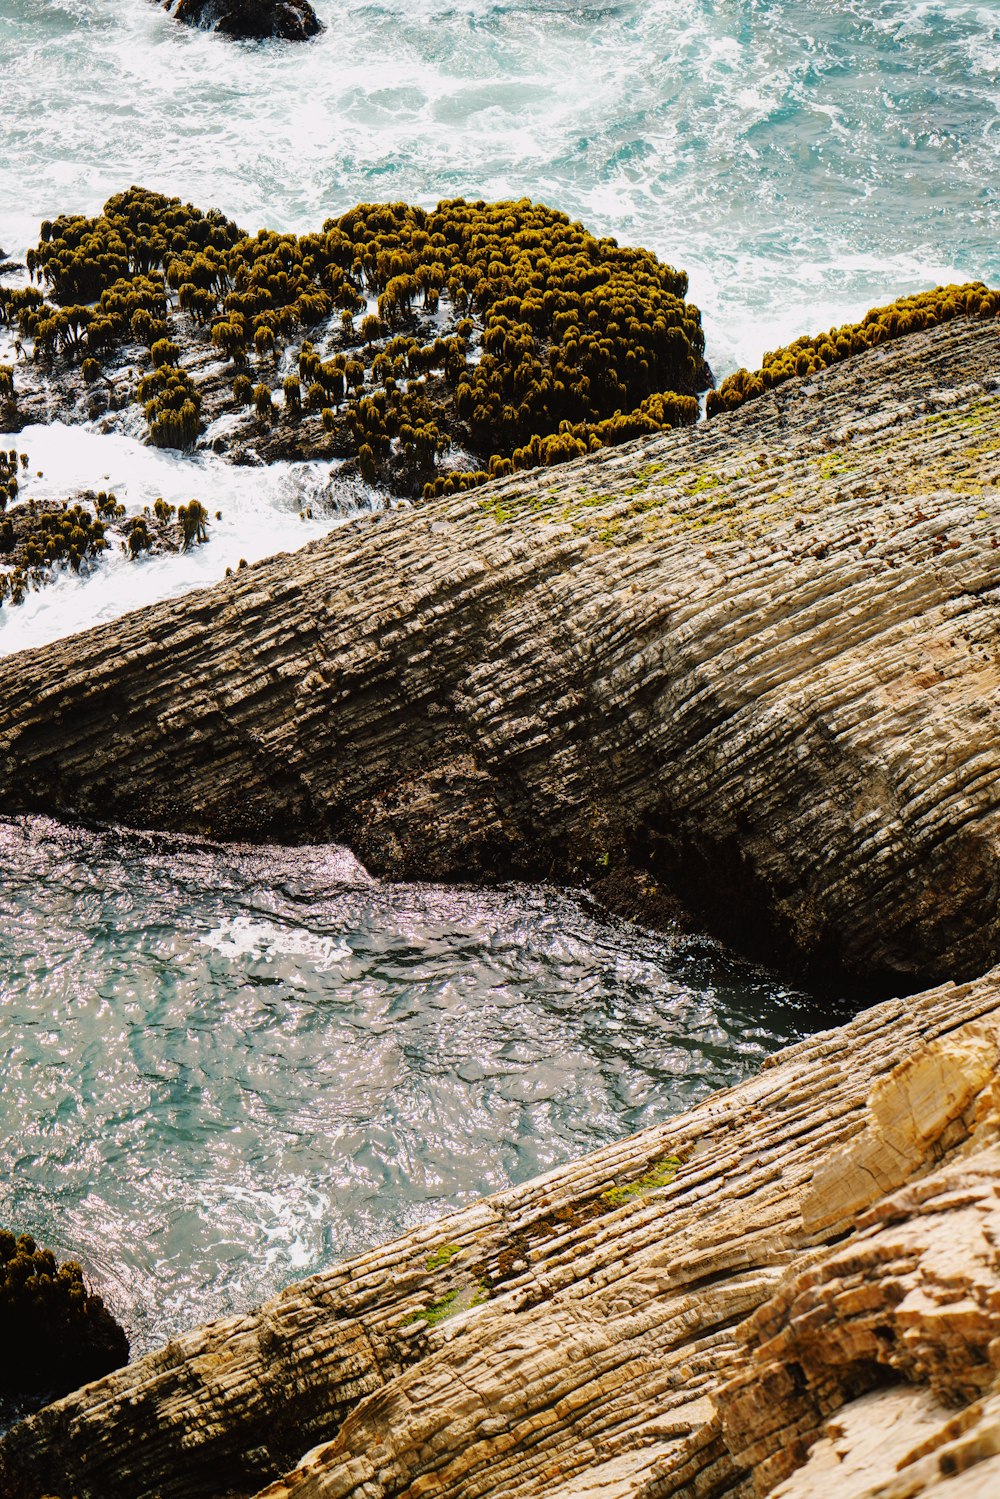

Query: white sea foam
<box><xmin>0</xmin><ymin>423</ymin><xmax>375</xmax><ymax>656</ymax></box>
<box><xmin>199</xmin><ymin>915</ymin><xmax>353</xmax><ymax>969</ymax></box>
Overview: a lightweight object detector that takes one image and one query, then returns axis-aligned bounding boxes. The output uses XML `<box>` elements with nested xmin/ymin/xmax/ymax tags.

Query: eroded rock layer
<box><xmin>2</xmin><ymin>318</ymin><xmax>1000</xmax><ymax>987</ymax></box>
<box><xmin>4</xmin><ymin>967</ymin><xmax>1000</xmax><ymax>1499</ymax></box>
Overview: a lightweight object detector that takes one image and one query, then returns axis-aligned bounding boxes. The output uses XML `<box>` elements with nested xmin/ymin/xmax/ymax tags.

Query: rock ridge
<box><xmin>2</xmin><ymin>319</ymin><xmax>1000</xmax><ymax>987</ymax></box>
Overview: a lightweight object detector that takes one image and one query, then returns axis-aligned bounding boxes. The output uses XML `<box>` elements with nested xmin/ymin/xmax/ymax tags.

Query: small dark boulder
<box><xmin>166</xmin><ymin>0</ymin><xmax>324</xmax><ymax>41</ymax></box>
<box><xmin>0</xmin><ymin>1229</ymin><xmax>129</xmax><ymax>1401</ymax></box>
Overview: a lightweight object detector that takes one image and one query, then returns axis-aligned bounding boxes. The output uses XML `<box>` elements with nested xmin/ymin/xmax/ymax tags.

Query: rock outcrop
<box><xmin>4</xmin><ymin>965</ymin><xmax>1000</xmax><ymax>1499</ymax></box>
<box><xmin>2</xmin><ymin>319</ymin><xmax>1000</xmax><ymax>987</ymax></box>
<box><xmin>165</xmin><ymin>0</ymin><xmax>323</xmax><ymax>41</ymax></box>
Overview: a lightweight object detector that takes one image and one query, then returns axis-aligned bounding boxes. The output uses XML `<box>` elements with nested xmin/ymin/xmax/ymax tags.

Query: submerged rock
<box><xmin>0</xmin><ymin>449</ymin><xmax>217</xmax><ymax>609</ymax></box>
<box><xmin>3</xmin><ymin>964</ymin><xmax>1000</xmax><ymax>1498</ymax></box>
<box><xmin>165</xmin><ymin>0</ymin><xmax>324</xmax><ymax>41</ymax></box>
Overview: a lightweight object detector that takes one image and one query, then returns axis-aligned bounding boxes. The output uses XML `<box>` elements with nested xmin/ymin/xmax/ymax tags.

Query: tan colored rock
<box><xmin>719</xmin><ymin>1140</ymin><xmax>1000</xmax><ymax>1498</ymax></box>
<box><xmin>4</xmin><ymin>967</ymin><xmax>1000</xmax><ymax>1499</ymax></box>
<box><xmin>1</xmin><ymin>320</ymin><xmax>1000</xmax><ymax>986</ymax></box>
<box><xmin>799</xmin><ymin>1023</ymin><xmax>998</xmax><ymax>1231</ymax></box>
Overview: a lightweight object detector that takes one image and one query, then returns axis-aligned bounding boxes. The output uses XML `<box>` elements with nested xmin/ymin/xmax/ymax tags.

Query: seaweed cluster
<box><xmin>0</xmin><ymin>462</ymin><xmax>215</xmax><ymax>607</ymax></box>
<box><xmin>0</xmin><ymin>445</ymin><xmax>26</xmax><ymax>509</ymax></box>
<box><xmin>14</xmin><ymin>188</ymin><xmax>709</xmax><ymax>491</ymax></box>
<box><xmin>707</xmin><ymin>283</ymin><xmax>1000</xmax><ymax>417</ymax></box>
<box><xmin>0</xmin><ymin>1229</ymin><xmax>129</xmax><ymax>1398</ymax></box>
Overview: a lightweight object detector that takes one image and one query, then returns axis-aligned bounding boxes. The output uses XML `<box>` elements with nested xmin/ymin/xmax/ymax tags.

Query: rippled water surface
<box><xmin>0</xmin><ymin>816</ymin><xmax>832</xmax><ymax>1363</ymax></box>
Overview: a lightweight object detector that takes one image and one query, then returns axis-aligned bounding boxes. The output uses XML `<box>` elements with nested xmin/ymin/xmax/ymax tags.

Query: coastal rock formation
<box><xmin>1</xmin><ymin>319</ymin><xmax>1000</xmax><ymax>987</ymax></box>
<box><xmin>718</xmin><ymin>1140</ymin><xmax>1000</xmax><ymax>1498</ymax></box>
<box><xmin>165</xmin><ymin>0</ymin><xmax>324</xmax><ymax>41</ymax></box>
<box><xmin>4</xmin><ymin>965</ymin><xmax>1000</xmax><ymax>1499</ymax></box>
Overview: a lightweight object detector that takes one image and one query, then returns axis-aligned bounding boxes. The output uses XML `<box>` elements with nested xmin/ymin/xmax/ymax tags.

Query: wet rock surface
<box><xmin>0</xmin><ymin>189</ymin><xmax>708</xmax><ymax>496</ymax></box>
<box><xmin>3</xmin><ymin>965</ymin><xmax>1000</xmax><ymax>1499</ymax></box>
<box><xmin>165</xmin><ymin>0</ymin><xmax>324</xmax><ymax>41</ymax></box>
<box><xmin>1</xmin><ymin>318</ymin><xmax>1000</xmax><ymax>988</ymax></box>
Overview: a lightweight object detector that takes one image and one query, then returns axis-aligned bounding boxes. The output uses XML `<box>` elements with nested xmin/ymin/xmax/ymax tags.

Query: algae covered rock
<box><xmin>165</xmin><ymin>0</ymin><xmax>324</xmax><ymax>41</ymax></box>
<box><xmin>708</xmin><ymin>281</ymin><xmax>1000</xmax><ymax>417</ymax></box>
<box><xmin>0</xmin><ymin>1229</ymin><xmax>128</xmax><ymax>1400</ymax></box>
<box><xmin>7</xmin><ymin>187</ymin><xmax>708</xmax><ymax>489</ymax></box>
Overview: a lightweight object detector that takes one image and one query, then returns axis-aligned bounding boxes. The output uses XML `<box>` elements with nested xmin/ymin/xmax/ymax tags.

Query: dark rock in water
<box><xmin>0</xmin><ymin>1229</ymin><xmax>129</xmax><ymax>1403</ymax></box>
<box><xmin>166</xmin><ymin>0</ymin><xmax>324</xmax><ymax>41</ymax></box>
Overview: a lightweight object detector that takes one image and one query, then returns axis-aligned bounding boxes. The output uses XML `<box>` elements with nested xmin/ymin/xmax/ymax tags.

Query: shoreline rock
<box><xmin>0</xmin><ymin>318</ymin><xmax>999</xmax><ymax>990</ymax></box>
<box><xmin>164</xmin><ymin>0</ymin><xmax>324</xmax><ymax>41</ymax></box>
<box><xmin>3</xmin><ymin>965</ymin><xmax>999</xmax><ymax>1498</ymax></box>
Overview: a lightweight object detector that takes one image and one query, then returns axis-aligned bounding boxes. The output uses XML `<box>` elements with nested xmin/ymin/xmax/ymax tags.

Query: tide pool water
<box><xmin>0</xmin><ymin>817</ymin><xmax>834</xmax><ymax>1364</ymax></box>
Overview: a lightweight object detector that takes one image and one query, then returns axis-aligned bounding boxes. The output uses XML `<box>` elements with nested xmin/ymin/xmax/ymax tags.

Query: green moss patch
<box><xmin>602</xmin><ymin>1155</ymin><xmax>681</xmax><ymax>1207</ymax></box>
<box><xmin>425</xmin><ymin>1243</ymin><xmax>462</xmax><ymax>1271</ymax></box>
<box><xmin>402</xmin><ymin>1281</ymin><xmax>490</xmax><ymax>1327</ymax></box>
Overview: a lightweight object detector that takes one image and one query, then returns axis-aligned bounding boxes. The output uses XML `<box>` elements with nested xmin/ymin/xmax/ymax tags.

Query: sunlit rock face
<box><xmin>3</xmin><ymin>318</ymin><xmax>1000</xmax><ymax>991</ymax></box>
<box><xmin>165</xmin><ymin>0</ymin><xmax>324</xmax><ymax>42</ymax></box>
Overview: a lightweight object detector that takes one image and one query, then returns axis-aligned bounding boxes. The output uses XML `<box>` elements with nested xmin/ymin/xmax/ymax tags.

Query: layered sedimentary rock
<box><xmin>2</xmin><ymin>319</ymin><xmax>1000</xmax><ymax>987</ymax></box>
<box><xmin>165</xmin><ymin>0</ymin><xmax>324</xmax><ymax>41</ymax></box>
<box><xmin>4</xmin><ymin>966</ymin><xmax>1000</xmax><ymax>1499</ymax></box>
<box><xmin>719</xmin><ymin>1140</ymin><xmax>1000</xmax><ymax>1498</ymax></box>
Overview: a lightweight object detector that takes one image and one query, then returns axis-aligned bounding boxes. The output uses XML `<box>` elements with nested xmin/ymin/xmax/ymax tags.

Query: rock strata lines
<box><xmin>2</xmin><ymin>319</ymin><xmax>1000</xmax><ymax>987</ymax></box>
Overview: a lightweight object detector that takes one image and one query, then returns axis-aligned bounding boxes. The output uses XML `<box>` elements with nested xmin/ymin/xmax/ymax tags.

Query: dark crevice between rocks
<box><xmin>630</xmin><ymin>817</ymin><xmax>939</xmax><ymax>1010</ymax></box>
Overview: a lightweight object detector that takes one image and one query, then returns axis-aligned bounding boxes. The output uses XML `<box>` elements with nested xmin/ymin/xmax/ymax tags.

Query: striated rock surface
<box><xmin>4</xmin><ymin>966</ymin><xmax>1000</xmax><ymax>1499</ymax></box>
<box><xmin>165</xmin><ymin>0</ymin><xmax>324</xmax><ymax>41</ymax></box>
<box><xmin>718</xmin><ymin>1141</ymin><xmax>1000</xmax><ymax>1498</ymax></box>
<box><xmin>2</xmin><ymin>319</ymin><xmax>1000</xmax><ymax>986</ymax></box>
